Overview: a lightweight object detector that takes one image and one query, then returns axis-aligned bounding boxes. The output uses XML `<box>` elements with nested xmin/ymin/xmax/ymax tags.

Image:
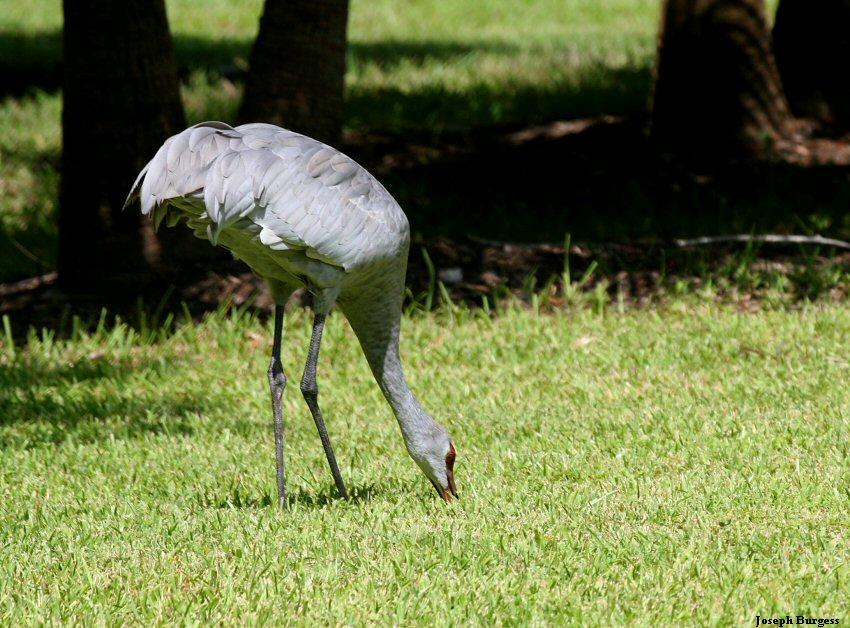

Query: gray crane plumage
<box><xmin>127</xmin><ymin>121</ymin><xmax>457</xmax><ymax>505</ymax></box>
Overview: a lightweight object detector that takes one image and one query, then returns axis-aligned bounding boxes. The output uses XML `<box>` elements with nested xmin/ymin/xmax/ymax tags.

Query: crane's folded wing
<box><xmin>131</xmin><ymin>121</ymin><xmax>409</xmax><ymax>271</ymax></box>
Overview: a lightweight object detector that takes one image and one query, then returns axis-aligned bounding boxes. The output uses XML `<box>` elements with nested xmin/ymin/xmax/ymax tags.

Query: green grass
<box><xmin>1</xmin><ymin>300</ymin><xmax>848</xmax><ymax>623</ymax></box>
<box><xmin>2</xmin><ymin>2</ymin><xmax>843</xmax><ymax>621</ymax></box>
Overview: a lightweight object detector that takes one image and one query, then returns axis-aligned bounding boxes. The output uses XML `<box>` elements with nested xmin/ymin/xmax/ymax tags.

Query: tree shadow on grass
<box><xmin>349</xmin><ymin>38</ymin><xmax>519</xmax><ymax>69</ymax></box>
<box><xmin>344</xmin><ymin>65</ymin><xmax>650</xmax><ymax>133</ymax></box>
<box><xmin>0</xmin><ymin>32</ymin><xmax>518</xmax><ymax>95</ymax></box>
<box><xmin>0</xmin><ymin>354</ymin><xmax>143</xmax><ymax>388</ymax></box>
<box><xmin>0</xmin><ymin>31</ymin><xmax>650</xmax><ymax>131</ymax></box>
<box><xmin>0</xmin><ymin>356</ymin><xmax>244</xmax><ymax>449</ymax></box>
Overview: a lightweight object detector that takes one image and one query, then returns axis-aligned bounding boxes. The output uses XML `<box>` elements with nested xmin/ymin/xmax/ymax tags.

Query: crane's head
<box><xmin>410</xmin><ymin>429</ymin><xmax>458</xmax><ymax>502</ymax></box>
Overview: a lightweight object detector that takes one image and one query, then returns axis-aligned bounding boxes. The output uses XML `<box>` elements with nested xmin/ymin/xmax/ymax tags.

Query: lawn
<box><xmin>1</xmin><ymin>301</ymin><xmax>848</xmax><ymax>623</ymax></box>
<box><xmin>2</xmin><ymin>1</ymin><xmax>846</xmax><ymax>622</ymax></box>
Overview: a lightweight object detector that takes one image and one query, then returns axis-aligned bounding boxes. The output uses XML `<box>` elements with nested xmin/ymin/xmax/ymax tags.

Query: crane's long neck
<box><xmin>341</xmin><ymin>278</ymin><xmax>438</xmax><ymax>447</ymax></box>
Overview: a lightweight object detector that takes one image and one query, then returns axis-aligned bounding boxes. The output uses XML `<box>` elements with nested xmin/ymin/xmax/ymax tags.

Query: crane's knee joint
<box><xmin>267</xmin><ymin>359</ymin><xmax>287</xmax><ymax>389</ymax></box>
<box><xmin>299</xmin><ymin>379</ymin><xmax>318</xmax><ymax>399</ymax></box>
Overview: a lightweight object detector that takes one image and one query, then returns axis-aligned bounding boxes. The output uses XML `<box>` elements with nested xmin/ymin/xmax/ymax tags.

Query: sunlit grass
<box><xmin>1</xmin><ymin>301</ymin><xmax>848</xmax><ymax>622</ymax></box>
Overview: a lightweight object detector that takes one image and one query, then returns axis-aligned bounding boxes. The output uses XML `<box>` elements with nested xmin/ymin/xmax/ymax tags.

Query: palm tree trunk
<box><xmin>59</xmin><ymin>0</ymin><xmax>188</xmax><ymax>291</ymax></box>
<box><xmin>650</xmin><ymin>0</ymin><xmax>793</xmax><ymax>160</ymax></box>
<box><xmin>773</xmin><ymin>0</ymin><xmax>850</xmax><ymax>130</ymax></box>
<box><xmin>238</xmin><ymin>0</ymin><xmax>349</xmax><ymax>145</ymax></box>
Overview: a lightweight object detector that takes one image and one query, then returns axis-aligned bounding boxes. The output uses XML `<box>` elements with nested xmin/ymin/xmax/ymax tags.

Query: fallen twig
<box><xmin>0</xmin><ymin>272</ymin><xmax>58</xmax><ymax>297</ymax></box>
<box><xmin>673</xmin><ymin>234</ymin><xmax>850</xmax><ymax>250</ymax></box>
<box><xmin>469</xmin><ymin>233</ymin><xmax>850</xmax><ymax>252</ymax></box>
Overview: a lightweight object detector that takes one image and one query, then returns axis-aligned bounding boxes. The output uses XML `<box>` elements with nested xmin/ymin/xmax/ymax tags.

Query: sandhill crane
<box><xmin>126</xmin><ymin>121</ymin><xmax>458</xmax><ymax>506</ymax></box>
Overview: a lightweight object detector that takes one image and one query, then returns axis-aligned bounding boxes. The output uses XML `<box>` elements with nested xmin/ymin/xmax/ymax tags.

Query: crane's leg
<box><xmin>301</xmin><ymin>312</ymin><xmax>350</xmax><ymax>500</ymax></box>
<box><xmin>268</xmin><ymin>305</ymin><xmax>288</xmax><ymax>508</ymax></box>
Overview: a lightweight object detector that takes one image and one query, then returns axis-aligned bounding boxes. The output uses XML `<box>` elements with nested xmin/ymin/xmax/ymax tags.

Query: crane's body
<box><xmin>127</xmin><ymin>121</ymin><xmax>457</xmax><ymax>505</ymax></box>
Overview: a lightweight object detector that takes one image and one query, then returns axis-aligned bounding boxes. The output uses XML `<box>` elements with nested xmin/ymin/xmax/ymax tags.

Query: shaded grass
<box><xmin>0</xmin><ymin>92</ymin><xmax>61</xmax><ymax>281</ymax></box>
<box><xmin>1</xmin><ymin>302</ymin><xmax>848</xmax><ymax>622</ymax></box>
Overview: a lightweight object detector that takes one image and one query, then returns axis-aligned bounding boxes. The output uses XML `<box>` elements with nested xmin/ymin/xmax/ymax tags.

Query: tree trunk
<box><xmin>59</xmin><ymin>0</ymin><xmax>192</xmax><ymax>292</ymax></box>
<box><xmin>773</xmin><ymin>0</ymin><xmax>850</xmax><ymax>130</ymax></box>
<box><xmin>650</xmin><ymin>0</ymin><xmax>793</xmax><ymax>160</ymax></box>
<box><xmin>238</xmin><ymin>0</ymin><xmax>349</xmax><ymax>145</ymax></box>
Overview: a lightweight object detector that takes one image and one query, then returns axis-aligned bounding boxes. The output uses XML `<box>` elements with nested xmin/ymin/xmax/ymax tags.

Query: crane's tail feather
<box><xmin>122</xmin><ymin>161</ymin><xmax>151</xmax><ymax>210</ymax></box>
<box><xmin>124</xmin><ymin>121</ymin><xmax>240</xmax><ymax>234</ymax></box>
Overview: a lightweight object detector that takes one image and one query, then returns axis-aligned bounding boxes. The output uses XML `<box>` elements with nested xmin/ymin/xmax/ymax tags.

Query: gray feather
<box><xmin>128</xmin><ymin>121</ymin><xmax>409</xmax><ymax>271</ymax></box>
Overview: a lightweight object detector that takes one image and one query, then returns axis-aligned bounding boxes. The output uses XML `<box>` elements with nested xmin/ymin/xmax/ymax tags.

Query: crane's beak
<box><xmin>429</xmin><ymin>443</ymin><xmax>459</xmax><ymax>502</ymax></box>
<box><xmin>429</xmin><ymin>479</ymin><xmax>456</xmax><ymax>502</ymax></box>
<box><xmin>446</xmin><ymin>443</ymin><xmax>458</xmax><ymax>500</ymax></box>
<box><xmin>447</xmin><ymin>468</ymin><xmax>458</xmax><ymax>500</ymax></box>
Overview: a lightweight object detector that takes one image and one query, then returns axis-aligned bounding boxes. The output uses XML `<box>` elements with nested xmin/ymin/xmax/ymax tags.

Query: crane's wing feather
<box><xmin>127</xmin><ymin>121</ymin><xmax>408</xmax><ymax>271</ymax></box>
